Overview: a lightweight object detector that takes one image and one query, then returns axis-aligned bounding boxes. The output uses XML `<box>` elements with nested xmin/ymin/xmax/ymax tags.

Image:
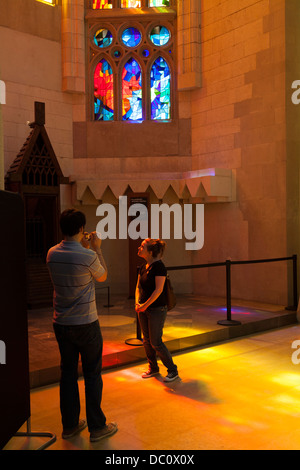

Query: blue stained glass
<box><xmin>150</xmin><ymin>26</ymin><xmax>170</xmax><ymax>46</ymax></box>
<box><xmin>149</xmin><ymin>0</ymin><xmax>170</xmax><ymax>6</ymax></box>
<box><xmin>121</xmin><ymin>27</ymin><xmax>142</xmax><ymax>48</ymax></box>
<box><xmin>94</xmin><ymin>29</ymin><xmax>113</xmax><ymax>48</ymax></box>
<box><xmin>150</xmin><ymin>57</ymin><xmax>170</xmax><ymax>120</ymax></box>
<box><xmin>122</xmin><ymin>58</ymin><xmax>142</xmax><ymax>121</ymax></box>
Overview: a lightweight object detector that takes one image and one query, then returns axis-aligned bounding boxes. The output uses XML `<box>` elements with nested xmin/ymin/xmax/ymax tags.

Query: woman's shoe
<box><xmin>141</xmin><ymin>368</ymin><xmax>159</xmax><ymax>378</ymax></box>
<box><xmin>163</xmin><ymin>371</ymin><xmax>179</xmax><ymax>382</ymax></box>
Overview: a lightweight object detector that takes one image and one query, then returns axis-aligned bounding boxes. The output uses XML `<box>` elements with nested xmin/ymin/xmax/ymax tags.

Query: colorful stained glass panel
<box><xmin>94</xmin><ymin>29</ymin><xmax>113</xmax><ymax>48</ymax></box>
<box><xmin>150</xmin><ymin>26</ymin><xmax>170</xmax><ymax>46</ymax></box>
<box><xmin>93</xmin><ymin>0</ymin><xmax>113</xmax><ymax>9</ymax></box>
<box><xmin>150</xmin><ymin>57</ymin><xmax>170</xmax><ymax>120</ymax></box>
<box><xmin>121</xmin><ymin>27</ymin><xmax>142</xmax><ymax>48</ymax></box>
<box><xmin>121</xmin><ymin>0</ymin><xmax>141</xmax><ymax>7</ymax></box>
<box><xmin>122</xmin><ymin>58</ymin><xmax>142</xmax><ymax>121</ymax></box>
<box><xmin>94</xmin><ymin>59</ymin><xmax>114</xmax><ymax>121</ymax></box>
<box><xmin>149</xmin><ymin>0</ymin><xmax>170</xmax><ymax>6</ymax></box>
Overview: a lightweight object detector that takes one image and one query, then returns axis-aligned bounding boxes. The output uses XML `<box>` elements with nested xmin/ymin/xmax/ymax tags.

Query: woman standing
<box><xmin>135</xmin><ymin>238</ymin><xmax>179</xmax><ymax>382</ymax></box>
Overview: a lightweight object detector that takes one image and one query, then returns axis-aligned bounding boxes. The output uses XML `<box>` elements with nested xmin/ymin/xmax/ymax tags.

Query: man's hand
<box><xmin>90</xmin><ymin>231</ymin><xmax>102</xmax><ymax>251</ymax></box>
<box><xmin>81</xmin><ymin>233</ymin><xmax>90</xmax><ymax>249</ymax></box>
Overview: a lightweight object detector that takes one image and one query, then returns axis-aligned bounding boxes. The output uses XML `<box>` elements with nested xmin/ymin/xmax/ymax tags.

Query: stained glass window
<box><xmin>121</xmin><ymin>0</ymin><xmax>141</xmax><ymax>7</ymax></box>
<box><xmin>93</xmin><ymin>0</ymin><xmax>112</xmax><ymax>9</ymax></box>
<box><xmin>90</xmin><ymin>1</ymin><xmax>173</xmax><ymax>122</ymax></box>
<box><xmin>122</xmin><ymin>58</ymin><xmax>142</xmax><ymax>121</ymax></box>
<box><xmin>121</xmin><ymin>27</ymin><xmax>142</xmax><ymax>48</ymax></box>
<box><xmin>150</xmin><ymin>57</ymin><xmax>170</xmax><ymax>120</ymax></box>
<box><xmin>94</xmin><ymin>59</ymin><xmax>114</xmax><ymax>121</ymax></box>
<box><xmin>150</xmin><ymin>26</ymin><xmax>170</xmax><ymax>46</ymax></box>
<box><xmin>94</xmin><ymin>29</ymin><xmax>113</xmax><ymax>48</ymax></box>
<box><xmin>149</xmin><ymin>0</ymin><xmax>170</xmax><ymax>6</ymax></box>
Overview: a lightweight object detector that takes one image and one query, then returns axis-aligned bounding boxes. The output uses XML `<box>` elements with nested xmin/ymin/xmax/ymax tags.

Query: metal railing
<box><xmin>125</xmin><ymin>254</ymin><xmax>298</xmax><ymax>344</ymax></box>
<box><xmin>167</xmin><ymin>254</ymin><xmax>298</xmax><ymax>326</ymax></box>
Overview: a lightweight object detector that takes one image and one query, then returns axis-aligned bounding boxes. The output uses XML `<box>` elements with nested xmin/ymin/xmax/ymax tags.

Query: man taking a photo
<box><xmin>47</xmin><ymin>209</ymin><xmax>117</xmax><ymax>443</ymax></box>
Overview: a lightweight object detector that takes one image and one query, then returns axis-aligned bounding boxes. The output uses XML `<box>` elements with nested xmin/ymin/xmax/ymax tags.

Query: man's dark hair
<box><xmin>60</xmin><ymin>209</ymin><xmax>86</xmax><ymax>237</ymax></box>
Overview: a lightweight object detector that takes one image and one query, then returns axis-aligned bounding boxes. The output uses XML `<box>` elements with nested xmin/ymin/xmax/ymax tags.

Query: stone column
<box><xmin>61</xmin><ymin>0</ymin><xmax>85</xmax><ymax>93</ymax></box>
<box><xmin>177</xmin><ymin>0</ymin><xmax>201</xmax><ymax>90</ymax></box>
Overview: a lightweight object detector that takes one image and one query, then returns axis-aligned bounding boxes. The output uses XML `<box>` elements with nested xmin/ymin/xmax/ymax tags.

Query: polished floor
<box><xmin>27</xmin><ymin>293</ymin><xmax>296</xmax><ymax>388</ymax></box>
<box><xmin>4</xmin><ymin>324</ymin><xmax>300</xmax><ymax>450</ymax></box>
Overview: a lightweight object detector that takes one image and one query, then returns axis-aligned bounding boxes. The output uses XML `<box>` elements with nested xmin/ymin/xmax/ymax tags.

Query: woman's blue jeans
<box><xmin>138</xmin><ymin>306</ymin><xmax>177</xmax><ymax>374</ymax></box>
<box><xmin>53</xmin><ymin>320</ymin><xmax>106</xmax><ymax>432</ymax></box>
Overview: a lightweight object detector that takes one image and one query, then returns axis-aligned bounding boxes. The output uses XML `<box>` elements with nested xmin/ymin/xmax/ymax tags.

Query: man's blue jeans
<box><xmin>138</xmin><ymin>306</ymin><xmax>177</xmax><ymax>374</ymax></box>
<box><xmin>53</xmin><ymin>320</ymin><xmax>106</xmax><ymax>432</ymax></box>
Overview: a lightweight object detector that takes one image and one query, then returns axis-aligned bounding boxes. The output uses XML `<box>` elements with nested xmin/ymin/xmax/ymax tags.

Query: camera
<box><xmin>83</xmin><ymin>232</ymin><xmax>91</xmax><ymax>241</ymax></box>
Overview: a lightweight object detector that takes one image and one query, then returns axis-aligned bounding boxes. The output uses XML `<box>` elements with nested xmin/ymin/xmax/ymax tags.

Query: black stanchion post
<box><xmin>217</xmin><ymin>259</ymin><xmax>241</xmax><ymax>326</ymax></box>
<box><xmin>103</xmin><ymin>286</ymin><xmax>114</xmax><ymax>308</ymax></box>
<box><xmin>125</xmin><ymin>313</ymin><xmax>143</xmax><ymax>346</ymax></box>
<box><xmin>226</xmin><ymin>259</ymin><xmax>231</xmax><ymax>321</ymax></box>
<box><xmin>293</xmin><ymin>254</ymin><xmax>298</xmax><ymax>310</ymax></box>
<box><xmin>125</xmin><ymin>266</ymin><xmax>143</xmax><ymax>346</ymax></box>
<box><xmin>285</xmin><ymin>254</ymin><xmax>298</xmax><ymax>311</ymax></box>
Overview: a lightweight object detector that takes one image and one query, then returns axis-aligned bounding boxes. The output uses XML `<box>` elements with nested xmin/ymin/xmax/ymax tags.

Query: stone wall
<box><xmin>1</xmin><ymin>0</ymin><xmax>297</xmax><ymax>305</ymax></box>
<box><xmin>189</xmin><ymin>0</ymin><xmax>291</xmax><ymax>304</ymax></box>
<box><xmin>0</xmin><ymin>0</ymin><xmax>74</xmax><ymax>179</ymax></box>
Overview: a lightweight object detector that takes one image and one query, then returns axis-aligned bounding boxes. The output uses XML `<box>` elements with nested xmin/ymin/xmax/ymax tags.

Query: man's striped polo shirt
<box><xmin>47</xmin><ymin>240</ymin><xmax>106</xmax><ymax>325</ymax></box>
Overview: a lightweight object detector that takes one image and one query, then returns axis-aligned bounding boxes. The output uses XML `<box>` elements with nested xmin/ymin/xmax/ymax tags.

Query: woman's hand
<box><xmin>135</xmin><ymin>302</ymin><xmax>147</xmax><ymax>313</ymax></box>
<box><xmin>136</xmin><ymin>276</ymin><xmax>166</xmax><ymax>313</ymax></box>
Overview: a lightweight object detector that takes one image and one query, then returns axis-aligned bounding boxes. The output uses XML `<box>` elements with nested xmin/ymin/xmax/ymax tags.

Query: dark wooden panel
<box><xmin>0</xmin><ymin>190</ymin><xmax>30</xmax><ymax>449</ymax></box>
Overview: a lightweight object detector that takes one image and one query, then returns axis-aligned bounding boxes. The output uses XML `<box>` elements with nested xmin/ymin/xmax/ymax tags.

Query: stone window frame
<box><xmin>86</xmin><ymin>0</ymin><xmax>177</xmax><ymax>122</ymax></box>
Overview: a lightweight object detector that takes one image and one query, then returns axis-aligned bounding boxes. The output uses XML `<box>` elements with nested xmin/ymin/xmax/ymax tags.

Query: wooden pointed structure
<box><xmin>5</xmin><ymin>102</ymin><xmax>69</xmax><ymax>308</ymax></box>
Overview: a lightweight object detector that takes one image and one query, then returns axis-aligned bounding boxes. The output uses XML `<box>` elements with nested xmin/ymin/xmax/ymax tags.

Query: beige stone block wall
<box><xmin>190</xmin><ymin>0</ymin><xmax>289</xmax><ymax>305</ymax></box>
<box><xmin>0</xmin><ymin>23</ymin><xmax>74</xmax><ymax>179</ymax></box>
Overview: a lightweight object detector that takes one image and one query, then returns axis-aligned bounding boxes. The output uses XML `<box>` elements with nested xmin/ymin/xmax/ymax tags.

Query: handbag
<box><xmin>165</xmin><ymin>274</ymin><xmax>176</xmax><ymax>311</ymax></box>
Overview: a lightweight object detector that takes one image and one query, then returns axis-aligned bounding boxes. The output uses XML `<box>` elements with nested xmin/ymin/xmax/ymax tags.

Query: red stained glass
<box><xmin>93</xmin><ymin>0</ymin><xmax>113</xmax><ymax>9</ymax></box>
<box><xmin>94</xmin><ymin>59</ymin><xmax>114</xmax><ymax>120</ymax></box>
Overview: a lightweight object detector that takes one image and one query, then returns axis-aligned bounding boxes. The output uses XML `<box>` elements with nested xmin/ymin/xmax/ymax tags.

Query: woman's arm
<box><xmin>135</xmin><ymin>274</ymin><xmax>141</xmax><ymax>311</ymax></box>
<box><xmin>136</xmin><ymin>276</ymin><xmax>166</xmax><ymax>312</ymax></box>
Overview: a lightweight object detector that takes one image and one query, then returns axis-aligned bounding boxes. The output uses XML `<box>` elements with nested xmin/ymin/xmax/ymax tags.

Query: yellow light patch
<box><xmin>36</xmin><ymin>0</ymin><xmax>55</xmax><ymax>5</ymax></box>
<box><xmin>271</xmin><ymin>373</ymin><xmax>300</xmax><ymax>387</ymax></box>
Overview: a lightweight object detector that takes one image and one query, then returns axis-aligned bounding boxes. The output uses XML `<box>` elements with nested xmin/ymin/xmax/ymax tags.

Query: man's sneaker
<box><xmin>164</xmin><ymin>371</ymin><xmax>179</xmax><ymax>382</ymax></box>
<box><xmin>62</xmin><ymin>419</ymin><xmax>87</xmax><ymax>439</ymax></box>
<box><xmin>142</xmin><ymin>369</ymin><xmax>159</xmax><ymax>378</ymax></box>
<box><xmin>90</xmin><ymin>422</ymin><xmax>118</xmax><ymax>442</ymax></box>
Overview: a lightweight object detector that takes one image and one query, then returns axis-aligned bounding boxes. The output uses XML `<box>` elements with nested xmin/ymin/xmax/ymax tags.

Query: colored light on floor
<box><xmin>271</xmin><ymin>373</ymin><xmax>300</xmax><ymax>387</ymax></box>
<box><xmin>217</xmin><ymin>308</ymin><xmax>252</xmax><ymax>315</ymax></box>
